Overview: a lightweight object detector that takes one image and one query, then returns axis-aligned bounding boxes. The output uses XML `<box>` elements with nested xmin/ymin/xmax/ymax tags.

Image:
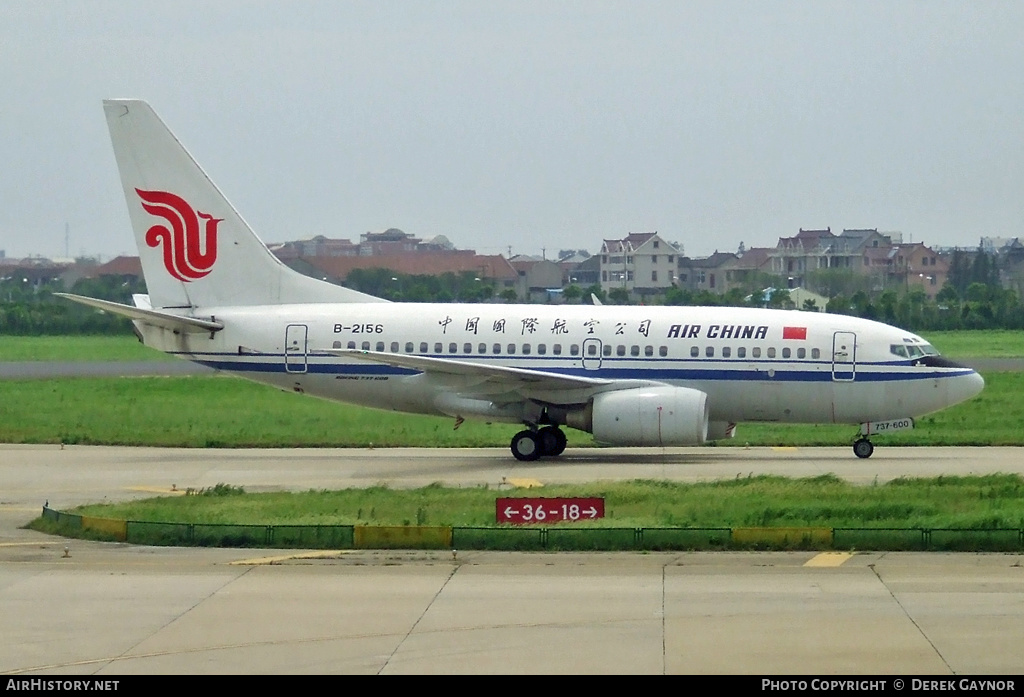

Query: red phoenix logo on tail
<box><xmin>136</xmin><ymin>189</ymin><xmax>222</xmax><ymax>281</ymax></box>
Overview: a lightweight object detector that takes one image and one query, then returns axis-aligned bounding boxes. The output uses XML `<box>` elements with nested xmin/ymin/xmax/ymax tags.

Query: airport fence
<box><xmin>37</xmin><ymin>507</ymin><xmax>1024</xmax><ymax>552</ymax></box>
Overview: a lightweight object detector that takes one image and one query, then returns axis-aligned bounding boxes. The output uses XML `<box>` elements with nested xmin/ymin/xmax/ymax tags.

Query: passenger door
<box><xmin>285</xmin><ymin>324</ymin><xmax>308</xmax><ymax>374</ymax></box>
<box><xmin>832</xmin><ymin>331</ymin><xmax>856</xmax><ymax>382</ymax></box>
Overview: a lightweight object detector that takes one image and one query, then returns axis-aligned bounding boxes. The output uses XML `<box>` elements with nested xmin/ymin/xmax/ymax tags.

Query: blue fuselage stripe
<box><xmin>186</xmin><ymin>356</ymin><xmax>973</xmax><ymax>383</ymax></box>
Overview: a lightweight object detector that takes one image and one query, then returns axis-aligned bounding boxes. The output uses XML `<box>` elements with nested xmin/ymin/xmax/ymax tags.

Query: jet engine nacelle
<box><xmin>590</xmin><ymin>386</ymin><xmax>709</xmax><ymax>446</ymax></box>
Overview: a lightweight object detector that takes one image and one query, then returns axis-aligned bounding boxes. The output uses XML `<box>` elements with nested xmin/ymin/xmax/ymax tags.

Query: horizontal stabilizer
<box><xmin>55</xmin><ymin>293</ymin><xmax>223</xmax><ymax>333</ymax></box>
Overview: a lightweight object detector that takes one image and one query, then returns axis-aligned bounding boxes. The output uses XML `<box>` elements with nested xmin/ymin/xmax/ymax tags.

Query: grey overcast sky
<box><xmin>1</xmin><ymin>1</ymin><xmax>1022</xmax><ymax>261</ymax></box>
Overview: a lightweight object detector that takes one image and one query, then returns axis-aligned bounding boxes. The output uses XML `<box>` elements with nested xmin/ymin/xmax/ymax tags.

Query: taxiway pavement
<box><xmin>2</xmin><ymin>445</ymin><xmax>1023</xmax><ymax>675</ymax></box>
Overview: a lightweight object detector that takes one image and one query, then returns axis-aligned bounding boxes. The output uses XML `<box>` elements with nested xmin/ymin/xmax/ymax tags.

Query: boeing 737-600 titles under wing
<box><xmin>59</xmin><ymin>99</ymin><xmax>985</xmax><ymax>461</ymax></box>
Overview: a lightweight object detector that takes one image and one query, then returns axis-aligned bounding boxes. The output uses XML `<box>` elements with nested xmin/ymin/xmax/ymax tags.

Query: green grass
<box><xmin>60</xmin><ymin>474</ymin><xmax>1024</xmax><ymax>530</ymax></box>
<box><xmin>0</xmin><ymin>371</ymin><xmax>1015</xmax><ymax>447</ymax></box>
<box><xmin>921</xmin><ymin>330</ymin><xmax>1024</xmax><ymax>358</ymax></box>
<box><xmin>0</xmin><ymin>336</ymin><xmax>173</xmax><ymax>362</ymax></box>
<box><xmin>0</xmin><ymin>375</ymin><xmax>524</xmax><ymax>447</ymax></box>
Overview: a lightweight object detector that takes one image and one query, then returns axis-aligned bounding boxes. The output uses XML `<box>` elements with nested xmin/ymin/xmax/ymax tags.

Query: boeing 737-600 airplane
<box><xmin>58</xmin><ymin>100</ymin><xmax>984</xmax><ymax>461</ymax></box>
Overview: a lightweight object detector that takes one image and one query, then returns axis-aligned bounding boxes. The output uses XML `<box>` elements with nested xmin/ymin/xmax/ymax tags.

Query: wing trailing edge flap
<box><xmin>54</xmin><ymin>293</ymin><xmax>223</xmax><ymax>334</ymax></box>
<box><xmin>320</xmin><ymin>348</ymin><xmax>664</xmax><ymax>405</ymax></box>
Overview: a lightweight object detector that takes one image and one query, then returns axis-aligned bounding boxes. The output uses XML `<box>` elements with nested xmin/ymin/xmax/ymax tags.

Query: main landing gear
<box><xmin>853</xmin><ymin>438</ymin><xmax>874</xmax><ymax>459</ymax></box>
<box><xmin>511</xmin><ymin>426</ymin><xmax>567</xmax><ymax>461</ymax></box>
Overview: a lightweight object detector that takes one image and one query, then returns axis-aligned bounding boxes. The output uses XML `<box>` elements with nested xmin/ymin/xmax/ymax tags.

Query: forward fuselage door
<box><xmin>285</xmin><ymin>324</ymin><xmax>309</xmax><ymax>374</ymax></box>
<box><xmin>832</xmin><ymin>331</ymin><xmax>856</xmax><ymax>382</ymax></box>
<box><xmin>582</xmin><ymin>338</ymin><xmax>603</xmax><ymax>370</ymax></box>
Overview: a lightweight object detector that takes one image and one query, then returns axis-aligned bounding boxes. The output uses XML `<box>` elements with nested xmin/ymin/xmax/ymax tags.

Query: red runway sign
<box><xmin>496</xmin><ymin>497</ymin><xmax>605</xmax><ymax>525</ymax></box>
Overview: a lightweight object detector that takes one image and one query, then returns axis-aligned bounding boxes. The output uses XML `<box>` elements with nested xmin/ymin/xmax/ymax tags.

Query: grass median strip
<box><xmin>0</xmin><ymin>371</ymin><xmax>1018</xmax><ymax>447</ymax></box>
<box><xmin>42</xmin><ymin>474</ymin><xmax>1024</xmax><ymax>531</ymax></box>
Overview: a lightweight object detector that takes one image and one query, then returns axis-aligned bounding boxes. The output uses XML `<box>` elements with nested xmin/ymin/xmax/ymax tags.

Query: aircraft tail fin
<box><xmin>103</xmin><ymin>99</ymin><xmax>386</xmax><ymax>309</ymax></box>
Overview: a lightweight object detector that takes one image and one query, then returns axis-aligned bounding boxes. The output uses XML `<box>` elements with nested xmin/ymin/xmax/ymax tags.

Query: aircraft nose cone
<box><xmin>969</xmin><ymin>370</ymin><xmax>985</xmax><ymax>397</ymax></box>
<box><xmin>951</xmin><ymin>370</ymin><xmax>985</xmax><ymax>406</ymax></box>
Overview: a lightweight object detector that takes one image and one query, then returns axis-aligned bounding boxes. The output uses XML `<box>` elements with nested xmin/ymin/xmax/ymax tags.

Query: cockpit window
<box><xmin>893</xmin><ymin>341</ymin><xmax>940</xmax><ymax>359</ymax></box>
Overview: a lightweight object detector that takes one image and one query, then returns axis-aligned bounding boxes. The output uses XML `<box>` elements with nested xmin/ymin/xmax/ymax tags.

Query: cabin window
<box><xmin>419</xmin><ymin>342</ymin><xmax>429</xmax><ymax>353</ymax></box>
<box><xmin>737</xmin><ymin>347</ymin><xmax>746</xmax><ymax>358</ymax></box>
<box><xmin>645</xmin><ymin>345</ymin><xmax>654</xmax><ymax>357</ymax></box>
<box><xmin>493</xmin><ymin>343</ymin><xmax>501</xmax><ymax>354</ymax></box>
<box><xmin>538</xmin><ymin>344</ymin><xmax>547</xmax><ymax>355</ymax></box>
<box><xmin>463</xmin><ymin>343</ymin><xmax>472</xmax><ymax>353</ymax></box>
<box><xmin>348</xmin><ymin>341</ymin><xmax>357</xmax><ymax>350</ymax></box>
<box><xmin>449</xmin><ymin>343</ymin><xmax>457</xmax><ymax>353</ymax></box>
<box><xmin>811</xmin><ymin>348</ymin><xmax>821</xmax><ymax>359</ymax></box>
<box><xmin>507</xmin><ymin>344</ymin><xmax>516</xmax><ymax>355</ymax></box>
<box><xmin>631</xmin><ymin>345</ymin><xmax>640</xmax><ymax>357</ymax></box>
<box><xmin>690</xmin><ymin>346</ymin><xmax>699</xmax><ymax>358</ymax></box>
<box><xmin>522</xmin><ymin>344</ymin><xmax>531</xmax><ymax>355</ymax></box>
<box><xmin>705</xmin><ymin>346</ymin><xmax>714</xmax><ymax>358</ymax></box>
<box><xmin>767</xmin><ymin>347</ymin><xmax>776</xmax><ymax>358</ymax></box>
<box><xmin>570</xmin><ymin>344</ymin><xmax>579</xmax><ymax>356</ymax></box>
<box><xmin>617</xmin><ymin>345</ymin><xmax>626</xmax><ymax>356</ymax></box>
<box><xmin>797</xmin><ymin>347</ymin><xmax>806</xmax><ymax>359</ymax></box>
<box><xmin>752</xmin><ymin>347</ymin><xmax>761</xmax><ymax>358</ymax></box>
<box><xmin>361</xmin><ymin>341</ymin><xmax>371</xmax><ymax>351</ymax></box>
<box><xmin>782</xmin><ymin>348</ymin><xmax>791</xmax><ymax>359</ymax></box>
<box><xmin>587</xmin><ymin>343</ymin><xmax>597</xmax><ymax>356</ymax></box>
<box><xmin>390</xmin><ymin>342</ymin><xmax>399</xmax><ymax>352</ymax></box>
<box><xmin>434</xmin><ymin>342</ymin><xmax>443</xmax><ymax>353</ymax></box>
<box><xmin>659</xmin><ymin>346</ymin><xmax>668</xmax><ymax>357</ymax></box>
<box><xmin>722</xmin><ymin>347</ymin><xmax>731</xmax><ymax>358</ymax></box>
<box><xmin>405</xmin><ymin>342</ymin><xmax>414</xmax><ymax>353</ymax></box>
<box><xmin>333</xmin><ymin>341</ymin><xmax>342</xmax><ymax>349</ymax></box>
<box><xmin>603</xmin><ymin>344</ymin><xmax>612</xmax><ymax>357</ymax></box>
<box><xmin>376</xmin><ymin>341</ymin><xmax>385</xmax><ymax>352</ymax></box>
<box><xmin>479</xmin><ymin>343</ymin><xmax>487</xmax><ymax>354</ymax></box>
<box><xmin>553</xmin><ymin>344</ymin><xmax>562</xmax><ymax>356</ymax></box>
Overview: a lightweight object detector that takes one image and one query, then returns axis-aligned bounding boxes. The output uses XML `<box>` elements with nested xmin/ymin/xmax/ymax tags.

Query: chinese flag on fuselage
<box><xmin>783</xmin><ymin>326</ymin><xmax>807</xmax><ymax>340</ymax></box>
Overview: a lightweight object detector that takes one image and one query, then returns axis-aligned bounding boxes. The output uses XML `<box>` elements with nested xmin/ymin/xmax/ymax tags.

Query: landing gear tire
<box><xmin>511</xmin><ymin>430</ymin><xmax>542</xmax><ymax>461</ymax></box>
<box><xmin>538</xmin><ymin>426</ymin><xmax>567</xmax><ymax>457</ymax></box>
<box><xmin>853</xmin><ymin>438</ymin><xmax>874</xmax><ymax>459</ymax></box>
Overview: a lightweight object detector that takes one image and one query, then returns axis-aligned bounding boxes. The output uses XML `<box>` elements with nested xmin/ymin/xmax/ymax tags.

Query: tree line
<box><xmin>2</xmin><ymin>250</ymin><xmax>1021</xmax><ymax>335</ymax></box>
<box><xmin>0</xmin><ymin>275</ymin><xmax>143</xmax><ymax>335</ymax></box>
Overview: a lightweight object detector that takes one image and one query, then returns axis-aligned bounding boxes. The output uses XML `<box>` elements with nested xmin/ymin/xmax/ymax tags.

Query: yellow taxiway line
<box><xmin>505</xmin><ymin>478</ymin><xmax>544</xmax><ymax>488</ymax></box>
<box><xmin>229</xmin><ymin>550</ymin><xmax>352</xmax><ymax>566</ymax></box>
<box><xmin>804</xmin><ymin>552</ymin><xmax>855</xmax><ymax>567</ymax></box>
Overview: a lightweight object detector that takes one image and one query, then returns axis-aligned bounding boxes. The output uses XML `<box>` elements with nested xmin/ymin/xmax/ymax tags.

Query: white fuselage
<box><xmin>137</xmin><ymin>302</ymin><xmax>983</xmax><ymax>429</ymax></box>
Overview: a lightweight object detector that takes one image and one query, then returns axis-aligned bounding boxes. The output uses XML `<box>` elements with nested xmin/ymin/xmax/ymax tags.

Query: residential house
<box><xmin>719</xmin><ymin>246</ymin><xmax>774</xmax><ymax>292</ymax></box>
<box><xmin>564</xmin><ymin>254</ymin><xmax>600</xmax><ymax>288</ymax></box>
<box><xmin>600</xmin><ymin>232</ymin><xmax>680</xmax><ymax>298</ymax></box>
<box><xmin>509</xmin><ymin>256</ymin><xmax>565</xmax><ymax>302</ymax></box>
<box><xmin>890</xmin><ymin>243</ymin><xmax>948</xmax><ymax>299</ymax></box>
<box><xmin>295</xmin><ymin>252</ymin><xmax>518</xmax><ymax>296</ymax></box>
<box><xmin>677</xmin><ymin>252</ymin><xmax>738</xmax><ymax>293</ymax></box>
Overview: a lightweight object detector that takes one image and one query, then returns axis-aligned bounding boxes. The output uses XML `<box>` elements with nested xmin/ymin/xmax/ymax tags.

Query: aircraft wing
<box><xmin>319</xmin><ymin>348</ymin><xmax>662</xmax><ymax>404</ymax></box>
<box><xmin>55</xmin><ymin>293</ymin><xmax>224</xmax><ymax>333</ymax></box>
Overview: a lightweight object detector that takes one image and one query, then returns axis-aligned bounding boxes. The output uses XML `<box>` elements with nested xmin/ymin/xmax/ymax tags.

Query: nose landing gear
<box><xmin>853</xmin><ymin>438</ymin><xmax>874</xmax><ymax>459</ymax></box>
